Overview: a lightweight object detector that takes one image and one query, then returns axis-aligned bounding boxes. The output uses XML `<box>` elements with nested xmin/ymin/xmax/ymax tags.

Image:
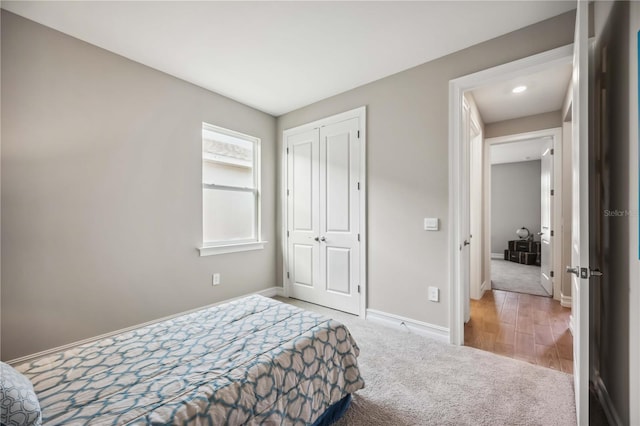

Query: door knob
<box><xmin>463</xmin><ymin>240</ymin><xmax>470</xmax><ymax>246</ymax></box>
<box><xmin>566</xmin><ymin>266</ymin><xmax>579</xmax><ymax>276</ymax></box>
<box><xmin>314</xmin><ymin>236</ymin><xmax>320</xmax><ymax>242</ymax></box>
<box><xmin>320</xmin><ymin>236</ymin><xmax>326</xmax><ymax>242</ymax></box>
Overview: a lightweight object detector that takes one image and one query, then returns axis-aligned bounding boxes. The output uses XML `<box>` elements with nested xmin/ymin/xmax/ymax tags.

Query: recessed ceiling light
<box><xmin>512</xmin><ymin>85</ymin><xmax>527</xmax><ymax>94</ymax></box>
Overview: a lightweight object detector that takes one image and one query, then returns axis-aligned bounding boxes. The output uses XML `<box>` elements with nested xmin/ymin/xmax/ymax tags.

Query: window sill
<box><xmin>198</xmin><ymin>241</ymin><xmax>267</xmax><ymax>256</ymax></box>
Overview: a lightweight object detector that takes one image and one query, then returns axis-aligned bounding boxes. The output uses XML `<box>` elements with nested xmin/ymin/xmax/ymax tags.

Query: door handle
<box><xmin>566</xmin><ymin>266</ymin><xmax>579</xmax><ymax>276</ymax></box>
<box><xmin>314</xmin><ymin>236</ymin><xmax>320</xmax><ymax>242</ymax></box>
<box><xmin>463</xmin><ymin>240</ymin><xmax>470</xmax><ymax>246</ymax></box>
<box><xmin>320</xmin><ymin>236</ymin><xmax>326</xmax><ymax>242</ymax></box>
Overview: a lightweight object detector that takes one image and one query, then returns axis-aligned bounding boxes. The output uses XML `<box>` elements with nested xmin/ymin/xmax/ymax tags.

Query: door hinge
<box><xmin>551</xmin><ymin>148</ymin><xmax>554</xmax><ymax>155</ymax></box>
<box><xmin>286</xmin><ymin>147</ymin><xmax>289</xmax><ymax>154</ymax></box>
<box><xmin>550</xmin><ymin>271</ymin><xmax>554</xmax><ymax>278</ymax></box>
<box><xmin>357</xmin><ymin>233</ymin><xmax>360</xmax><ymax>241</ymax></box>
<box><xmin>287</xmin><ymin>189</ymin><xmax>290</xmax><ymax>196</ymax></box>
<box><xmin>550</xmin><ymin>189</ymin><xmax>555</xmax><ymax>196</ymax></box>
<box><xmin>287</xmin><ymin>272</ymin><xmax>290</xmax><ymax>279</ymax></box>
<box><xmin>551</xmin><ymin>230</ymin><xmax>554</xmax><ymax>236</ymax></box>
<box><xmin>357</xmin><ymin>130</ymin><xmax>360</xmax><ymax>139</ymax></box>
<box><xmin>357</xmin><ymin>182</ymin><xmax>361</xmax><ymax>190</ymax></box>
<box><xmin>357</xmin><ymin>285</ymin><xmax>361</xmax><ymax>293</ymax></box>
<box><xmin>287</xmin><ymin>230</ymin><xmax>289</xmax><ymax>238</ymax></box>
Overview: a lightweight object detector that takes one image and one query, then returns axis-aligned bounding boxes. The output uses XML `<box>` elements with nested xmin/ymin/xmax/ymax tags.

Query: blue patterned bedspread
<box><xmin>15</xmin><ymin>295</ymin><xmax>365</xmax><ymax>425</ymax></box>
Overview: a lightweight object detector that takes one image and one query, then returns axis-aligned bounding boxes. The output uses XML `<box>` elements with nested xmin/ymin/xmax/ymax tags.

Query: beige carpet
<box><xmin>491</xmin><ymin>259</ymin><xmax>550</xmax><ymax>297</ymax></box>
<box><xmin>276</xmin><ymin>297</ymin><xmax>576</xmax><ymax>426</ymax></box>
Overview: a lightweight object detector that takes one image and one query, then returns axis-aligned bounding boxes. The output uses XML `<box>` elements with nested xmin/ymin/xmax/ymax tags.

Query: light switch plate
<box><xmin>424</xmin><ymin>217</ymin><xmax>439</xmax><ymax>231</ymax></box>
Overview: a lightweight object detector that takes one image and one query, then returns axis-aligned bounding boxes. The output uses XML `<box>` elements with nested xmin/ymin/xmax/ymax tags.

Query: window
<box><xmin>199</xmin><ymin>123</ymin><xmax>263</xmax><ymax>256</ymax></box>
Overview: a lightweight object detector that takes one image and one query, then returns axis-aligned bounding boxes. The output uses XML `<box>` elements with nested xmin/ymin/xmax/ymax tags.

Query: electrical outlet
<box><xmin>428</xmin><ymin>286</ymin><xmax>439</xmax><ymax>302</ymax></box>
<box><xmin>212</xmin><ymin>273</ymin><xmax>221</xmax><ymax>286</ymax></box>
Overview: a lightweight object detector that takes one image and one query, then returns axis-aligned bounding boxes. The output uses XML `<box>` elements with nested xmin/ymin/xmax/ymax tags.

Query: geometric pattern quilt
<box><xmin>0</xmin><ymin>361</ymin><xmax>42</xmax><ymax>426</ymax></box>
<box><xmin>14</xmin><ymin>295</ymin><xmax>365</xmax><ymax>425</ymax></box>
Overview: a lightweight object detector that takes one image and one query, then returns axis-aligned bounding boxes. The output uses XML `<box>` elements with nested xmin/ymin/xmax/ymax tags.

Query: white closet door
<box><xmin>318</xmin><ymin>118</ymin><xmax>360</xmax><ymax>314</ymax></box>
<box><xmin>288</xmin><ymin>129</ymin><xmax>320</xmax><ymax>301</ymax></box>
<box><xmin>286</xmin><ymin>117</ymin><xmax>361</xmax><ymax>315</ymax></box>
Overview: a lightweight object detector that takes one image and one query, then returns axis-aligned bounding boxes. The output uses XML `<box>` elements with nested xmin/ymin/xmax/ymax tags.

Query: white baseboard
<box><xmin>569</xmin><ymin>314</ymin><xmax>574</xmax><ymax>335</ymax></box>
<box><xmin>594</xmin><ymin>374</ymin><xmax>623</xmax><ymax>426</ymax></box>
<box><xmin>366</xmin><ymin>309</ymin><xmax>449</xmax><ymax>342</ymax></box>
<box><xmin>256</xmin><ymin>286</ymin><xmax>285</xmax><ymax>298</ymax></box>
<box><xmin>480</xmin><ymin>280</ymin><xmax>490</xmax><ymax>292</ymax></box>
<box><xmin>560</xmin><ymin>292</ymin><xmax>572</xmax><ymax>308</ymax></box>
<box><xmin>8</xmin><ymin>286</ymin><xmax>286</xmax><ymax>366</ymax></box>
<box><xmin>491</xmin><ymin>252</ymin><xmax>504</xmax><ymax>259</ymax></box>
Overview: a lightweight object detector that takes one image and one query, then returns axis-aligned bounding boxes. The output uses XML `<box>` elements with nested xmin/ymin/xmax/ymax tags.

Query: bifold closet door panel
<box><xmin>318</xmin><ymin>118</ymin><xmax>361</xmax><ymax>315</ymax></box>
<box><xmin>287</xmin><ymin>128</ymin><xmax>321</xmax><ymax>300</ymax></box>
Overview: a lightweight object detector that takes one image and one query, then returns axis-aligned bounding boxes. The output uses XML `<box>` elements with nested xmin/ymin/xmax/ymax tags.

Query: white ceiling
<box><xmin>491</xmin><ymin>137</ymin><xmax>551</xmax><ymax>165</ymax></box>
<box><xmin>471</xmin><ymin>62</ymin><xmax>573</xmax><ymax>123</ymax></box>
<box><xmin>2</xmin><ymin>1</ymin><xmax>576</xmax><ymax>116</ymax></box>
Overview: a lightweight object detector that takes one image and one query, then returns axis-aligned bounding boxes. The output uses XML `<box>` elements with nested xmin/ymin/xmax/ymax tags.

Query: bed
<box><xmin>5</xmin><ymin>295</ymin><xmax>364</xmax><ymax>425</ymax></box>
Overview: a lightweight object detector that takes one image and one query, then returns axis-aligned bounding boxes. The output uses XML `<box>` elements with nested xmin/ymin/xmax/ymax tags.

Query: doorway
<box><xmin>486</xmin><ymin>129</ymin><xmax>563</xmax><ymax>299</ymax></box>
<box><xmin>448</xmin><ymin>44</ymin><xmax>573</xmax><ymax>343</ymax></box>
<box><xmin>449</xmin><ymin>46</ymin><xmax>575</xmax><ymax>373</ymax></box>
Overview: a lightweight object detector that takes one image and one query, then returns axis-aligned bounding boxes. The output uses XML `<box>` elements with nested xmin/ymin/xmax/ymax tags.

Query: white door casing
<box><xmin>283</xmin><ymin>107</ymin><xmax>366</xmax><ymax>317</ymax></box>
<box><xmin>570</xmin><ymin>0</ymin><xmax>590</xmax><ymax>423</ymax></box>
<box><xmin>540</xmin><ymin>137</ymin><xmax>554</xmax><ymax>296</ymax></box>
<box><xmin>486</xmin><ymin>128</ymin><xmax>564</xmax><ymax>300</ymax></box>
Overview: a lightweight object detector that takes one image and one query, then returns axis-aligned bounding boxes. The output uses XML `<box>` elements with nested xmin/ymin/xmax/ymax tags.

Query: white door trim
<box><xmin>485</xmin><ymin>127</ymin><xmax>564</xmax><ymax>301</ymax></box>
<box><xmin>448</xmin><ymin>44</ymin><xmax>573</xmax><ymax>345</ymax></box>
<box><xmin>281</xmin><ymin>106</ymin><xmax>367</xmax><ymax>318</ymax></box>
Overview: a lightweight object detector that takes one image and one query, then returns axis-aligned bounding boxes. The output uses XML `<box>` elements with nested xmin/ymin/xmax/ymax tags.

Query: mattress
<box><xmin>15</xmin><ymin>295</ymin><xmax>365</xmax><ymax>425</ymax></box>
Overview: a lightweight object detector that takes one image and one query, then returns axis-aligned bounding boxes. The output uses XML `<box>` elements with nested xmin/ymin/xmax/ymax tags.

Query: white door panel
<box><xmin>288</xmin><ymin>129</ymin><xmax>320</xmax><ymax>299</ymax></box>
<box><xmin>540</xmin><ymin>138</ymin><xmax>553</xmax><ymax>296</ymax></box>
<box><xmin>293</xmin><ymin>244</ymin><xmax>314</xmax><ymax>287</ymax></box>
<box><xmin>326</xmin><ymin>247</ymin><xmax>351</xmax><ymax>295</ymax></box>
<box><xmin>461</xmin><ymin>101</ymin><xmax>471</xmax><ymax>322</ymax></box>
<box><xmin>292</xmin><ymin>142</ymin><xmax>314</xmax><ymax>231</ymax></box>
<box><xmin>319</xmin><ymin>118</ymin><xmax>360</xmax><ymax>314</ymax></box>
<box><xmin>570</xmin><ymin>1</ymin><xmax>590</xmax><ymax>423</ymax></box>
<box><xmin>325</xmin><ymin>131</ymin><xmax>351</xmax><ymax>232</ymax></box>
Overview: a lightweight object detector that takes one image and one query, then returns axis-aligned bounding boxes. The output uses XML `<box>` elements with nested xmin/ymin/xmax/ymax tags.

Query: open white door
<box><xmin>568</xmin><ymin>1</ymin><xmax>590</xmax><ymax>423</ymax></box>
<box><xmin>540</xmin><ymin>138</ymin><xmax>553</xmax><ymax>296</ymax></box>
<box><xmin>461</xmin><ymin>100</ymin><xmax>471</xmax><ymax>322</ymax></box>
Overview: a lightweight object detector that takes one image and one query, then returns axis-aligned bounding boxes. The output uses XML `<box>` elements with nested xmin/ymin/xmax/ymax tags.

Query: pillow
<box><xmin>0</xmin><ymin>361</ymin><xmax>41</xmax><ymax>426</ymax></box>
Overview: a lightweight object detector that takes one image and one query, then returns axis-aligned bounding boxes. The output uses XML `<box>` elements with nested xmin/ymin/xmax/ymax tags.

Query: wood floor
<box><xmin>464</xmin><ymin>289</ymin><xmax>573</xmax><ymax>374</ymax></box>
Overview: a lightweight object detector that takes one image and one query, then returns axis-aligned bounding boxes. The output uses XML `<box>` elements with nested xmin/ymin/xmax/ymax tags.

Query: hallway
<box><xmin>464</xmin><ymin>289</ymin><xmax>573</xmax><ymax>374</ymax></box>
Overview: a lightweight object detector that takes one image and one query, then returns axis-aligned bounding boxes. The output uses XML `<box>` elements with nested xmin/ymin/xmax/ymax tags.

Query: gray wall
<box><xmin>1</xmin><ymin>11</ymin><xmax>277</xmax><ymax>361</ymax></box>
<box><xmin>490</xmin><ymin>161</ymin><xmax>541</xmax><ymax>253</ymax></box>
<box><xmin>592</xmin><ymin>1</ymin><xmax>631</xmax><ymax>423</ymax></box>
<box><xmin>484</xmin><ymin>110</ymin><xmax>562</xmax><ymax>139</ymax></box>
<box><xmin>276</xmin><ymin>12</ymin><xmax>575</xmax><ymax>327</ymax></box>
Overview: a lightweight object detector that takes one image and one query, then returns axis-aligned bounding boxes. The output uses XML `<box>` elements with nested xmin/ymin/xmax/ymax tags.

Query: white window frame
<box><xmin>198</xmin><ymin>123</ymin><xmax>266</xmax><ymax>256</ymax></box>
